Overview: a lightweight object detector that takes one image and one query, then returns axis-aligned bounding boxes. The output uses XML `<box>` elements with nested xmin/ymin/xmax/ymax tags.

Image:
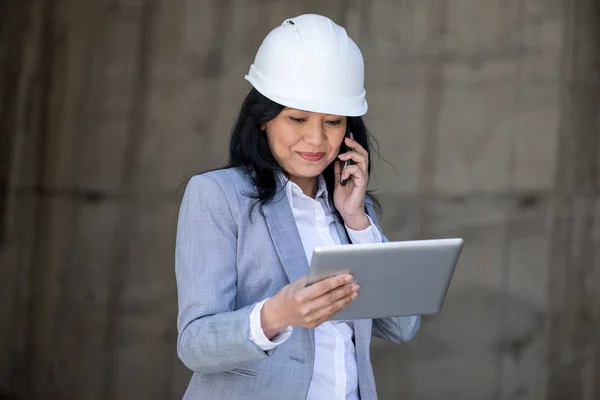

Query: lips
<box><xmin>298</xmin><ymin>152</ymin><xmax>325</xmax><ymax>161</ymax></box>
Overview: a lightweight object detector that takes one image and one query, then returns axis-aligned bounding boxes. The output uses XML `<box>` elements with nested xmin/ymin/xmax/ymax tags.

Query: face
<box><xmin>264</xmin><ymin>108</ymin><xmax>347</xmax><ymax>182</ymax></box>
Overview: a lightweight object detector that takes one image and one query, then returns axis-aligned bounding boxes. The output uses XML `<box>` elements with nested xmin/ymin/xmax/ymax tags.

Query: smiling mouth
<box><xmin>298</xmin><ymin>152</ymin><xmax>325</xmax><ymax>161</ymax></box>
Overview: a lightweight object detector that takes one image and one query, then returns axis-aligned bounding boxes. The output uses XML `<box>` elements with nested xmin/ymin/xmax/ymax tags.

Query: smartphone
<box><xmin>340</xmin><ymin>125</ymin><xmax>354</xmax><ymax>186</ymax></box>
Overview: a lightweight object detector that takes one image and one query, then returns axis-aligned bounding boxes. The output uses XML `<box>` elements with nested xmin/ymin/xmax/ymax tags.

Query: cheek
<box><xmin>266</xmin><ymin>124</ymin><xmax>298</xmax><ymax>158</ymax></box>
<box><xmin>328</xmin><ymin>131</ymin><xmax>346</xmax><ymax>153</ymax></box>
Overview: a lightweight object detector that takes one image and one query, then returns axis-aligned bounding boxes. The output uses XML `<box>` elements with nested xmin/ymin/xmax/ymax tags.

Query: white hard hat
<box><xmin>245</xmin><ymin>14</ymin><xmax>367</xmax><ymax>117</ymax></box>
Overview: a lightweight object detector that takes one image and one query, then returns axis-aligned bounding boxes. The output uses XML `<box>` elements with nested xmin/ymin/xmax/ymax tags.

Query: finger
<box><xmin>338</xmin><ymin>151</ymin><xmax>367</xmax><ymax>167</ymax></box>
<box><xmin>308</xmin><ymin>291</ymin><xmax>359</xmax><ymax>325</ymax></box>
<box><xmin>284</xmin><ymin>276</ymin><xmax>309</xmax><ymax>301</ymax></box>
<box><xmin>297</xmin><ymin>274</ymin><xmax>353</xmax><ymax>303</ymax></box>
<box><xmin>344</xmin><ymin>136</ymin><xmax>369</xmax><ymax>158</ymax></box>
<box><xmin>309</xmin><ymin>282</ymin><xmax>359</xmax><ymax>313</ymax></box>
<box><xmin>292</xmin><ymin>276</ymin><xmax>308</xmax><ymax>288</ymax></box>
<box><xmin>340</xmin><ymin>164</ymin><xmax>365</xmax><ymax>184</ymax></box>
<box><xmin>343</xmin><ymin>138</ymin><xmax>369</xmax><ymax>171</ymax></box>
<box><xmin>298</xmin><ymin>283</ymin><xmax>356</xmax><ymax>319</ymax></box>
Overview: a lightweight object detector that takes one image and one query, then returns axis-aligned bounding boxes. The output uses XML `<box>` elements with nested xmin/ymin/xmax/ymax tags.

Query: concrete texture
<box><xmin>1</xmin><ymin>0</ymin><xmax>598</xmax><ymax>399</ymax></box>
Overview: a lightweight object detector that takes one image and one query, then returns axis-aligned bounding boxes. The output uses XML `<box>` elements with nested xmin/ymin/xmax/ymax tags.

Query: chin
<box><xmin>293</xmin><ymin>164</ymin><xmax>327</xmax><ymax>179</ymax></box>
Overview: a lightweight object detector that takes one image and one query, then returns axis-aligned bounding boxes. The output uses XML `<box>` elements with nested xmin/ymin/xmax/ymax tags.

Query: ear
<box><xmin>260</xmin><ymin>123</ymin><xmax>266</xmax><ymax>131</ymax></box>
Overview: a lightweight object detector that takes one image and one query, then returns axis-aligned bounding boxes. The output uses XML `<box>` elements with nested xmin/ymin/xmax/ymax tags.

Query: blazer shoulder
<box><xmin>185</xmin><ymin>168</ymin><xmax>250</xmax><ymax>194</ymax></box>
<box><xmin>183</xmin><ymin>168</ymin><xmax>255</xmax><ymax>222</ymax></box>
<box><xmin>182</xmin><ymin>170</ymin><xmax>247</xmax><ymax>231</ymax></box>
<box><xmin>196</xmin><ymin>167</ymin><xmax>252</xmax><ymax>191</ymax></box>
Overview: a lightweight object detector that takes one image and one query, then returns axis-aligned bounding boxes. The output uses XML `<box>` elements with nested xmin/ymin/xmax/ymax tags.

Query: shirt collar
<box><xmin>277</xmin><ymin>172</ymin><xmax>331</xmax><ymax>210</ymax></box>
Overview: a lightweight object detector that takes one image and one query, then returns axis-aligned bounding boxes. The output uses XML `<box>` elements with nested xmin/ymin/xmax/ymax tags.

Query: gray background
<box><xmin>1</xmin><ymin>0</ymin><xmax>599</xmax><ymax>399</ymax></box>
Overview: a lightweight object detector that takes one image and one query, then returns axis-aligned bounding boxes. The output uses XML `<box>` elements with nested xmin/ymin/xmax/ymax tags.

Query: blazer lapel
<box><xmin>263</xmin><ymin>190</ymin><xmax>309</xmax><ymax>283</ymax></box>
<box><xmin>354</xmin><ymin>319</ymin><xmax>376</xmax><ymax>398</ymax></box>
<box><xmin>330</xmin><ymin>199</ymin><xmax>350</xmax><ymax>245</ymax></box>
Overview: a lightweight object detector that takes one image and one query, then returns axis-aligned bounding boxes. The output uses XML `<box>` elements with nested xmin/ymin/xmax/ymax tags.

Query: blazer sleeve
<box><xmin>365</xmin><ymin>197</ymin><xmax>421</xmax><ymax>344</ymax></box>
<box><xmin>175</xmin><ymin>175</ymin><xmax>272</xmax><ymax>373</ymax></box>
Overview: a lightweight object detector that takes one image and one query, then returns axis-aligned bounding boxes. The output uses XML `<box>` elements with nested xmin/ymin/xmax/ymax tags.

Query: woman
<box><xmin>175</xmin><ymin>14</ymin><xmax>420</xmax><ymax>400</ymax></box>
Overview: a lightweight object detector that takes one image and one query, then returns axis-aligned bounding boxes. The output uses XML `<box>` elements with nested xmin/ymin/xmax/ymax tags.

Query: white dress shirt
<box><xmin>248</xmin><ymin>174</ymin><xmax>382</xmax><ymax>400</ymax></box>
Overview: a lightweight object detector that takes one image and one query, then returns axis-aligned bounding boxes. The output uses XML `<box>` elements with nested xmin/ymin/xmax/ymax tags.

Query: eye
<box><xmin>326</xmin><ymin>120</ymin><xmax>343</xmax><ymax>126</ymax></box>
<box><xmin>289</xmin><ymin>116</ymin><xmax>306</xmax><ymax>123</ymax></box>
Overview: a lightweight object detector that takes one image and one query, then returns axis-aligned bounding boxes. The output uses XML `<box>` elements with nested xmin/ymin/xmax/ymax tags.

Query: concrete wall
<box><xmin>1</xmin><ymin>0</ymin><xmax>598</xmax><ymax>399</ymax></box>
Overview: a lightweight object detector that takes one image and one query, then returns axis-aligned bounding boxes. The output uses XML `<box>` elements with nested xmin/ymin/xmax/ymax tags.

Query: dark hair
<box><xmin>209</xmin><ymin>88</ymin><xmax>381</xmax><ymax>217</ymax></box>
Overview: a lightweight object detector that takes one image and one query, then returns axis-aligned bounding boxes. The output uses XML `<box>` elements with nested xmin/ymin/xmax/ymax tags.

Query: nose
<box><xmin>302</xmin><ymin>122</ymin><xmax>325</xmax><ymax>146</ymax></box>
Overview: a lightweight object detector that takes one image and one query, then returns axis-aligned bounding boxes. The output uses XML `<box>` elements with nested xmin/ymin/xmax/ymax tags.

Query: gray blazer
<box><xmin>175</xmin><ymin>167</ymin><xmax>420</xmax><ymax>400</ymax></box>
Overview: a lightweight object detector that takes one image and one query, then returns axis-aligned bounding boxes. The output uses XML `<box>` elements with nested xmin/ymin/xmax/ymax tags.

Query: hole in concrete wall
<box><xmin>517</xmin><ymin>194</ymin><xmax>540</xmax><ymax>210</ymax></box>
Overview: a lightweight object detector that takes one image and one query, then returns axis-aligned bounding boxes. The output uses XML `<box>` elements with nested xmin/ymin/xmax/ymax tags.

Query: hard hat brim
<box><xmin>245</xmin><ymin>72</ymin><xmax>368</xmax><ymax>117</ymax></box>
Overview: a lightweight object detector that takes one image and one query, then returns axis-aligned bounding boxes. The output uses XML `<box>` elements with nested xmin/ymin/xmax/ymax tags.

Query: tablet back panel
<box><xmin>307</xmin><ymin>238</ymin><xmax>463</xmax><ymax>320</ymax></box>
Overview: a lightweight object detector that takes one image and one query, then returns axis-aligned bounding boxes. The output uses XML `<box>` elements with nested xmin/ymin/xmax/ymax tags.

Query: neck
<box><xmin>287</xmin><ymin>174</ymin><xmax>318</xmax><ymax>198</ymax></box>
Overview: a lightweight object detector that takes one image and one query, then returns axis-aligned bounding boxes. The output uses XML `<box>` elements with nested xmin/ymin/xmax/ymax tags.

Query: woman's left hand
<box><xmin>333</xmin><ymin>134</ymin><xmax>371</xmax><ymax>231</ymax></box>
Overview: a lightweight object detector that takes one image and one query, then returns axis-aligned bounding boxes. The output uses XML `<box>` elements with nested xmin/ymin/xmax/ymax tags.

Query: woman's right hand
<box><xmin>260</xmin><ymin>274</ymin><xmax>359</xmax><ymax>339</ymax></box>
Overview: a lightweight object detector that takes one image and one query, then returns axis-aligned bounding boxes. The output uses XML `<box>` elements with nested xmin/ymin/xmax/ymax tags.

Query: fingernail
<box><xmin>351</xmin><ymin>292</ymin><xmax>358</xmax><ymax>300</ymax></box>
<box><xmin>352</xmin><ymin>284</ymin><xmax>360</xmax><ymax>292</ymax></box>
<box><xmin>345</xmin><ymin>275</ymin><xmax>352</xmax><ymax>282</ymax></box>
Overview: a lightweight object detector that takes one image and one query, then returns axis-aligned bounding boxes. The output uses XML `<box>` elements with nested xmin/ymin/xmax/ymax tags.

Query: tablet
<box><xmin>306</xmin><ymin>238</ymin><xmax>463</xmax><ymax>320</ymax></box>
